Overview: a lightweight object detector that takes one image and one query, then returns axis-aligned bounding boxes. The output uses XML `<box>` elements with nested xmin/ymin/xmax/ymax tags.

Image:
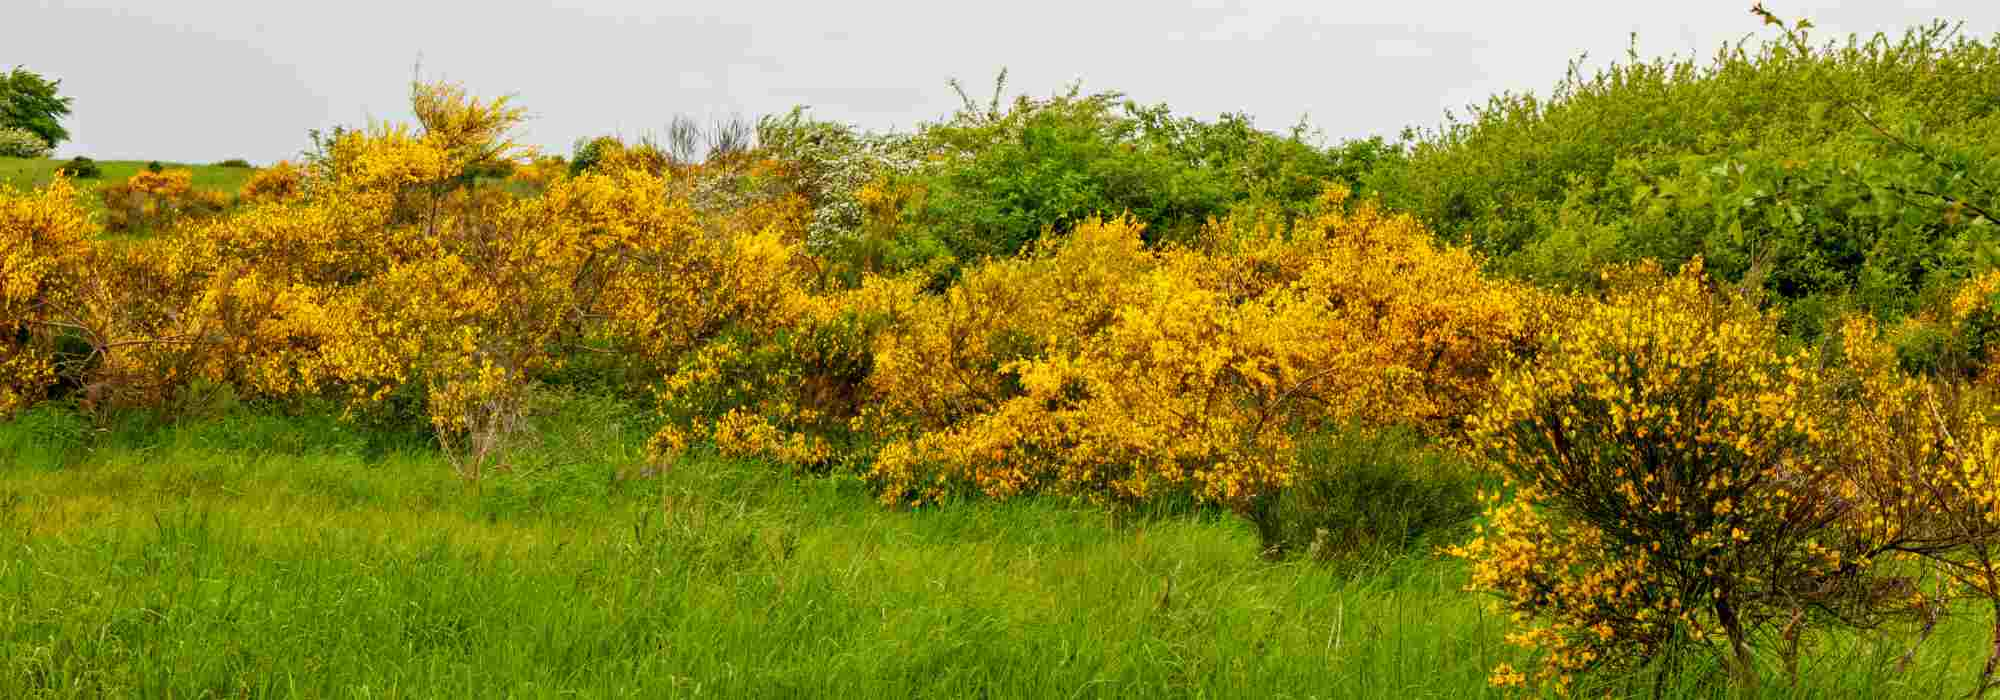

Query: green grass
<box><xmin>0</xmin><ymin>156</ymin><xmax>255</xmax><ymax>220</ymax></box>
<box><xmin>0</xmin><ymin>400</ymin><xmax>1993</xmax><ymax>698</ymax></box>
<box><xmin>0</xmin><ymin>156</ymin><xmax>257</xmax><ymax>192</ymax></box>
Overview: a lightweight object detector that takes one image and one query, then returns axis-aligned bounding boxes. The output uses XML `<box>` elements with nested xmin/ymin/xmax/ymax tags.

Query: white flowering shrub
<box><xmin>755</xmin><ymin>109</ymin><xmax>935</xmax><ymax>253</ymax></box>
<box><xmin>0</xmin><ymin>127</ymin><xmax>52</xmax><ymax>158</ymax></box>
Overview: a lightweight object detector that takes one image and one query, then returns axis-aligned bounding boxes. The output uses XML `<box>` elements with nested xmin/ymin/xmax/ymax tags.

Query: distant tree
<box><xmin>0</xmin><ymin>67</ymin><xmax>74</xmax><ymax>148</ymax></box>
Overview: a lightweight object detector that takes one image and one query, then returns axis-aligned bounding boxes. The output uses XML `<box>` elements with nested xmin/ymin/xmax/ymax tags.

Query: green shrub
<box><xmin>881</xmin><ymin>76</ymin><xmax>1345</xmax><ymax>274</ymax></box>
<box><xmin>56</xmin><ymin>155</ymin><xmax>99</xmax><ymax>178</ymax></box>
<box><xmin>214</xmin><ymin>158</ymin><xmax>253</xmax><ymax>168</ymax></box>
<box><xmin>1244</xmin><ymin>426</ymin><xmax>1485</xmax><ymax>564</ymax></box>
<box><xmin>567</xmin><ymin>136</ymin><xmax>614</xmax><ymax>175</ymax></box>
<box><xmin>568</xmin><ymin>135</ymin><xmax>667</xmax><ymax>176</ymax></box>
<box><xmin>1369</xmin><ymin>18</ymin><xmax>2000</xmax><ymax>327</ymax></box>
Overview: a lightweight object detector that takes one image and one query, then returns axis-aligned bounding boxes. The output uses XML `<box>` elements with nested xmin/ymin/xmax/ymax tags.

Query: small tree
<box><xmin>0</xmin><ymin>67</ymin><xmax>74</xmax><ymax>149</ymax></box>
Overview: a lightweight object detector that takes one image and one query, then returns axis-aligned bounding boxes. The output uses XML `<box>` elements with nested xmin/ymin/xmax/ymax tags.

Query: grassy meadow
<box><xmin>0</xmin><ymin>157</ymin><xmax>253</xmax><ymax>194</ymax></box>
<box><xmin>1</xmin><ymin>400</ymin><xmax>1994</xmax><ymax>699</ymax></box>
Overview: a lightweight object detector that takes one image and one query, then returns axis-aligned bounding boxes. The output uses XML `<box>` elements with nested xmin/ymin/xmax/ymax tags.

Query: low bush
<box><xmin>1447</xmin><ymin>259</ymin><xmax>2000</xmax><ymax>694</ymax></box>
<box><xmin>98</xmin><ymin>168</ymin><xmax>229</xmax><ymax>232</ymax></box>
<box><xmin>237</xmin><ymin>161</ymin><xmax>304</xmax><ymax>204</ymax></box>
<box><xmin>55</xmin><ymin>155</ymin><xmax>98</xmax><ymax>178</ymax></box>
<box><xmin>1245</xmin><ymin>426</ymin><xmax>1484</xmax><ymax>563</ymax></box>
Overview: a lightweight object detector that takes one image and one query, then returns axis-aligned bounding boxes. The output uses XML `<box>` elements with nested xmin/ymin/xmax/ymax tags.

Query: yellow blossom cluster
<box><xmin>237</xmin><ymin>161</ymin><xmax>305</xmax><ymax>205</ymax></box>
<box><xmin>0</xmin><ymin>83</ymin><xmax>802</xmax><ymax>476</ymax></box>
<box><xmin>0</xmin><ymin>177</ymin><xmax>91</xmax><ymax>414</ymax></box>
<box><xmin>862</xmin><ymin>188</ymin><xmax>1541</xmax><ymax>508</ymax></box>
<box><xmin>1452</xmin><ymin>260</ymin><xmax>2000</xmax><ymax>693</ymax></box>
<box><xmin>99</xmin><ymin>168</ymin><xmax>229</xmax><ymax>232</ymax></box>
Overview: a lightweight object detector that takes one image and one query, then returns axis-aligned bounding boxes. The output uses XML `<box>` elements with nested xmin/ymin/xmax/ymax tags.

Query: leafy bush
<box><xmin>56</xmin><ymin>155</ymin><xmax>98</xmax><ymax>178</ymax></box>
<box><xmin>904</xmin><ymin>86</ymin><xmax>1223</xmax><ymax>262</ymax></box>
<box><xmin>569</xmin><ymin>135</ymin><xmax>667</xmax><ymax>176</ymax></box>
<box><xmin>1246</xmin><ymin>426</ymin><xmax>1484</xmax><ymax>563</ymax></box>
<box><xmin>752</xmin><ymin>108</ymin><xmax>934</xmax><ymax>278</ymax></box>
<box><xmin>893</xmin><ymin>82</ymin><xmax>1342</xmax><ymax>271</ymax></box>
<box><xmin>1370</xmin><ymin>14</ymin><xmax>2000</xmax><ymax>331</ymax></box>
<box><xmin>214</xmin><ymin>158</ymin><xmax>253</xmax><ymax>168</ymax></box>
<box><xmin>0</xmin><ymin>126</ymin><xmax>49</xmax><ymax>158</ymax></box>
<box><xmin>756</xmin><ymin>74</ymin><xmax>1347</xmax><ymax>281</ymax></box>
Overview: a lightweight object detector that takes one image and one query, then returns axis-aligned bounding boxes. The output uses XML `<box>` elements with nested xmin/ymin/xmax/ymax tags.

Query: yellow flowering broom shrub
<box><xmin>865</xmin><ymin>189</ymin><xmax>1540</xmax><ymax>509</ymax></box>
<box><xmin>22</xmin><ymin>79</ymin><xmax>573</xmax><ymax>475</ymax></box>
<box><xmin>1828</xmin><ymin>314</ymin><xmax>2000</xmax><ymax>696</ymax></box>
<box><xmin>1187</xmin><ymin>187</ymin><xmax>1550</xmax><ymax>430</ymax></box>
<box><xmin>1</xmin><ymin>177</ymin><xmax>294</xmax><ymax>413</ymax></box>
<box><xmin>0</xmin><ymin>177</ymin><xmax>92</xmax><ymax>416</ymax></box>
<box><xmin>237</xmin><ymin>161</ymin><xmax>305</xmax><ymax>205</ymax></box>
<box><xmin>607</xmin><ymin>176</ymin><xmax>856</xmax><ymax>471</ymax></box>
<box><xmin>99</xmin><ymin>168</ymin><xmax>229</xmax><ymax>233</ymax></box>
<box><xmin>1453</xmin><ymin>260</ymin><xmax>1931</xmax><ymax>693</ymax></box>
<box><xmin>3</xmin><ymin>82</ymin><xmax>1511</xmax><ymax>533</ymax></box>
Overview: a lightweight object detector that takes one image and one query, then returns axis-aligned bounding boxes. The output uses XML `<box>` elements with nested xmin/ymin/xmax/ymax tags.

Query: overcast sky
<box><xmin>8</xmin><ymin>1</ymin><xmax>1999</xmax><ymax>164</ymax></box>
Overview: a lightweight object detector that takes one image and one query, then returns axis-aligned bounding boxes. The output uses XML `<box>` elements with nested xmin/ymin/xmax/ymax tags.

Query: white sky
<box><xmin>8</xmin><ymin>0</ymin><xmax>1998</xmax><ymax>164</ymax></box>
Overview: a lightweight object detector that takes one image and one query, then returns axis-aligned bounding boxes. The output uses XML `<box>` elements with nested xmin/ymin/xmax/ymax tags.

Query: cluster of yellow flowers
<box><xmin>1454</xmin><ymin>260</ymin><xmax>2000</xmax><ymax>693</ymax></box>
<box><xmin>0</xmin><ymin>177</ymin><xmax>90</xmax><ymax>414</ymax></box>
<box><xmin>99</xmin><ymin>168</ymin><xmax>230</xmax><ymax>232</ymax></box>
<box><xmin>1451</xmin><ymin>261</ymin><xmax>1809</xmax><ymax>688</ymax></box>
<box><xmin>858</xmin><ymin>188</ymin><xmax>1540</xmax><ymax>508</ymax></box>
<box><xmin>237</xmin><ymin>161</ymin><xmax>304</xmax><ymax>205</ymax></box>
